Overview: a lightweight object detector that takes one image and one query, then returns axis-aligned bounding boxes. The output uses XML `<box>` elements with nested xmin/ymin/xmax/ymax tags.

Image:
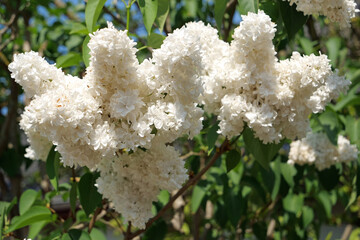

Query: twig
<box><xmin>0</xmin><ymin>13</ymin><xmax>16</xmax><ymax>40</ymax></box>
<box><xmin>103</xmin><ymin>6</ymin><xmax>126</xmax><ymax>27</ymax></box>
<box><xmin>306</xmin><ymin>16</ymin><xmax>319</xmax><ymax>42</ymax></box>
<box><xmin>54</xmin><ymin>0</ymin><xmax>80</xmax><ymax>21</ymax></box>
<box><xmin>180</xmin><ymin>151</ymin><xmax>202</xmax><ymax>160</ymax></box>
<box><xmin>223</xmin><ymin>0</ymin><xmax>237</xmax><ymax>41</ymax></box>
<box><xmin>0</xmin><ymin>36</ymin><xmax>14</xmax><ymax>52</ymax></box>
<box><xmin>125</xmin><ymin>221</ymin><xmax>132</xmax><ymax>240</ymax></box>
<box><xmin>341</xmin><ymin>224</ymin><xmax>352</xmax><ymax>240</ymax></box>
<box><xmin>88</xmin><ymin>207</ymin><xmax>102</xmax><ymax>233</ymax></box>
<box><xmin>128</xmin><ymin>138</ymin><xmax>231</xmax><ymax>239</ymax></box>
<box><xmin>266</xmin><ymin>219</ymin><xmax>276</xmax><ymax>239</ymax></box>
<box><xmin>109</xmin><ymin>211</ymin><xmax>126</xmax><ymax>234</ymax></box>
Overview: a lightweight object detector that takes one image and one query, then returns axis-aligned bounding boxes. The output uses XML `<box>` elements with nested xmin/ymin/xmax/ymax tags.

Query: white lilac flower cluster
<box><xmin>286</xmin><ymin>0</ymin><xmax>359</xmax><ymax>28</ymax></box>
<box><xmin>288</xmin><ymin>132</ymin><xmax>358</xmax><ymax>170</ymax></box>
<box><xmin>9</xmin><ymin>22</ymin><xmax>203</xmax><ymax>228</ymax></box>
<box><xmin>197</xmin><ymin>10</ymin><xmax>350</xmax><ymax>143</ymax></box>
<box><xmin>9</xmin><ymin>10</ymin><xmax>353</xmax><ymax>228</ymax></box>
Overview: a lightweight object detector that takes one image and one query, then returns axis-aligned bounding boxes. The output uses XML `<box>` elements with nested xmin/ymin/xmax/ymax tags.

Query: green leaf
<box><xmin>237</xmin><ymin>0</ymin><xmax>258</xmax><ymax>15</ymax></box>
<box><xmin>56</xmin><ymin>52</ymin><xmax>82</xmax><ymax>68</ymax></box>
<box><xmin>214</xmin><ymin>0</ymin><xmax>228</xmax><ymax>31</ymax></box>
<box><xmin>357</xmin><ymin>162</ymin><xmax>360</xmax><ymax>198</ymax></box>
<box><xmin>66</xmin><ymin>35</ymin><xmax>83</xmax><ymax>50</ymax></box>
<box><xmin>334</xmin><ymin>83</ymin><xmax>360</xmax><ymax>111</ymax></box>
<box><xmin>70</xmin><ymin>181</ymin><xmax>77</xmax><ymax>214</ymax></box>
<box><xmin>242</xmin><ymin>176</ymin><xmax>266</xmax><ymax>202</ymax></box>
<box><xmin>62</xmin><ymin>233</ymin><xmax>72</xmax><ymax>240</ymax></box>
<box><xmin>243</xmin><ymin>127</ymin><xmax>284</xmax><ymax>170</ymax></box>
<box><xmin>142</xmin><ymin>220</ymin><xmax>167</xmax><ymax>240</ymax></box>
<box><xmin>78</xmin><ymin>172</ymin><xmax>102</xmax><ymax>217</ymax></box>
<box><xmin>223</xmin><ymin>188</ymin><xmax>242</xmax><ymax>227</ymax></box>
<box><xmin>345</xmin><ymin>116</ymin><xmax>360</xmax><ymax>144</ymax></box>
<box><xmin>283</xmin><ymin>193</ymin><xmax>304</xmax><ymax>214</ymax></box>
<box><xmin>155</xmin><ymin>0</ymin><xmax>169</xmax><ymax>32</ymax></box>
<box><xmin>279</xmin><ymin>1</ymin><xmax>308</xmax><ymax>40</ymax></box>
<box><xmin>184</xmin><ymin>0</ymin><xmax>198</xmax><ymax>18</ymax></box>
<box><xmin>147</xmin><ymin>33</ymin><xmax>165</xmax><ymax>49</ymax></box>
<box><xmin>260</xmin><ymin>1</ymin><xmax>279</xmax><ymax>22</ymax></box>
<box><xmin>19</xmin><ymin>189</ymin><xmax>39</xmax><ymax>215</ymax></box>
<box><xmin>349</xmin><ymin>228</ymin><xmax>360</xmax><ymax>240</ymax></box>
<box><xmin>28</xmin><ymin>221</ymin><xmax>49</xmax><ymax>239</ymax></box>
<box><xmin>82</xmin><ymin>36</ymin><xmax>91</xmax><ymax>67</ymax></box>
<box><xmin>225</xmin><ymin>150</ymin><xmax>241</xmax><ymax>173</ymax></box>
<box><xmin>207</xmin><ymin>123</ymin><xmax>219</xmax><ymax>151</ymax></box>
<box><xmin>0</xmin><ymin>202</ymin><xmax>8</xmax><ymax>238</ymax></box>
<box><xmin>325</xmin><ymin>232</ymin><xmax>333</xmax><ymax>240</ymax></box>
<box><xmin>299</xmin><ymin>37</ymin><xmax>315</xmax><ymax>55</ymax></box>
<box><xmin>191</xmin><ymin>184</ymin><xmax>206</xmax><ymax>213</ymax></box>
<box><xmin>46</xmin><ymin>146</ymin><xmax>61</xmax><ymax>191</ymax></box>
<box><xmin>89</xmin><ymin>228</ymin><xmax>107</xmax><ymax>240</ymax></box>
<box><xmin>158</xmin><ymin>190</ymin><xmax>170</xmax><ymax>205</ymax></box>
<box><xmin>325</xmin><ymin>37</ymin><xmax>341</xmax><ymax>67</ymax></box>
<box><xmin>280</xmin><ymin>163</ymin><xmax>297</xmax><ymax>188</ymax></box>
<box><xmin>139</xmin><ymin>0</ymin><xmax>159</xmax><ymax>35</ymax></box>
<box><xmin>85</xmin><ymin>0</ymin><xmax>107</xmax><ymax>33</ymax></box>
<box><xmin>68</xmin><ymin>229</ymin><xmax>91</xmax><ymax>240</ymax></box>
<box><xmin>270</xmin><ymin>157</ymin><xmax>281</xmax><ymax>200</ymax></box>
<box><xmin>5</xmin><ymin>206</ymin><xmax>52</xmax><ymax>233</ymax></box>
<box><xmin>302</xmin><ymin>206</ymin><xmax>314</xmax><ymax>228</ymax></box>
<box><xmin>70</xmin><ymin>23</ymin><xmax>89</xmax><ymax>35</ymax></box>
<box><xmin>317</xmin><ymin>191</ymin><xmax>332</xmax><ymax>218</ymax></box>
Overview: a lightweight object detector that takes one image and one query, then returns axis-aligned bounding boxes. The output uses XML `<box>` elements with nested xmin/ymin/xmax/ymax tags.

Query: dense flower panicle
<box><xmin>10</xmin><ymin>21</ymin><xmax>205</xmax><ymax>228</ymax></box>
<box><xmin>97</xmin><ymin>142</ymin><xmax>187</xmax><ymax>229</ymax></box>
<box><xmin>138</xmin><ymin>23</ymin><xmax>205</xmax><ymax>141</ymax></box>
<box><xmin>24</xmin><ymin>132</ymin><xmax>52</xmax><ymax>161</ymax></box>
<box><xmin>286</xmin><ymin>0</ymin><xmax>359</xmax><ymax>28</ymax></box>
<box><xmin>11</xmin><ymin>23</ymin><xmax>205</xmax><ymax>166</ymax></box>
<box><xmin>275</xmin><ymin>53</ymin><xmax>349</xmax><ymax>140</ymax></box>
<box><xmin>8</xmin><ymin>51</ymin><xmax>65</xmax><ymax>98</ymax></box>
<box><xmin>179</xmin><ymin>22</ymin><xmax>230</xmax><ymax>114</ymax></box>
<box><xmin>18</xmin><ymin>73</ymin><xmax>103</xmax><ymax>167</ymax></box>
<box><xmin>9</xmin><ymin>10</ymin><xmax>354</xmax><ymax>230</ymax></box>
<box><xmin>200</xmin><ymin>10</ymin><xmax>350</xmax><ymax>143</ymax></box>
<box><xmin>288</xmin><ymin>132</ymin><xmax>358</xmax><ymax>170</ymax></box>
<box><xmin>150</xmin><ymin>22</ymin><xmax>203</xmax><ymax>105</ymax></box>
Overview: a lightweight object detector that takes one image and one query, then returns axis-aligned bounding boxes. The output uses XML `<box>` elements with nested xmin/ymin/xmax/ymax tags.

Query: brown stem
<box><xmin>180</xmin><ymin>151</ymin><xmax>202</xmax><ymax>160</ymax></box>
<box><xmin>193</xmin><ymin>208</ymin><xmax>201</xmax><ymax>240</ymax></box>
<box><xmin>88</xmin><ymin>207</ymin><xmax>102</xmax><ymax>233</ymax></box>
<box><xmin>306</xmin><ymin>16</ymin><xmax>319</xmax><ymax>42</ymax></box>
<box><xmin>125</xmin><ymin>221</ymin><xmax>132</xmax><ymax>240</ymax></box>
<box><xmin>164</xmin><ymin>14</ymin><xmax>172</xmax><ymax>35</ymax></box>
<box><xmin>109</xmin><ymin>211</ymin><xmax>126</xmax><ymax>234</ymax></box>
<box><xmin>103</xmin><ymin>6</ymin><xmax>126</xmax><ymax>27</ymax></box>
<box><xmin>128</xmin><ymin>138</ymin><xmax>231</xmax><ymax>239</ymax></box>
<box><xmin>223</xmin><ymin>0</ymin><xmax>237</xmax><ymax>41</ymax></box>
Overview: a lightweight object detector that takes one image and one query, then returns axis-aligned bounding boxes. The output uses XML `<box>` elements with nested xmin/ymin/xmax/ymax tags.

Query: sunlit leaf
<box><xmin>147</xmin><ymin>33</ymin><xmax>165</xmax><ymax>49</ymax></box>
<box><xmin>5</xmin><ymin>206</ymin><xmax>52</xmax><ymax>233</ymax></box>
<box><xmin>155</xmin><ymin>0</ymin><xmax>169</xmax><ymax>32</ymax></box>
<box><xmin>85</xmin><ymin>0</ymin><xmax>107</xmax><ymax>32</ymax></box>
<box><xmin>56</xmin><ymin>52</ymin><xmax>82</xmax><ymax>68</ymax></box>
<box><xmin>19</xmin><ymin>189</ymin><xmax>39</xmax><ymax>215</ymax></box>
<box><xmin>237</xmin><ymin>0</ymin><xmax>258</xmax><ymax>15</ymax></box>
<box><xmin>139</xmin><ymin>0</ymin><xmax>158</xmax><ymax>34</ymax></box>
<box><xmin>215</xmin><ymin>0</ymin><xmax>228</xmax><ymax>31</ymax></box>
